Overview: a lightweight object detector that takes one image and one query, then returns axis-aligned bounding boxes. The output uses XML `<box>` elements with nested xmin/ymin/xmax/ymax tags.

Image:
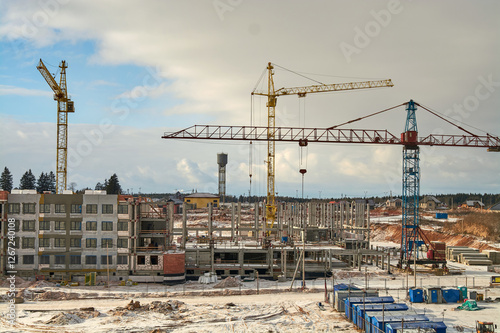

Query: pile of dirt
<box><xmin>28</xmin><ymin>280</ymin><xmax>56</xmax><ymax>288</ymax></box>
<box><xmin>45</xmin><ymin>309</ymin><xmax>101</xmax><ymax>326</ymax></box>
<box><xmin>213</xmin><ymin>276</ymin><xmax>241</xmax><ymax>288</ymax></box>
<box><xmin>34</xmin><ymin>291</ymin><xmax>81</xmax><ymax>301</ymax></box>
<box><xmin>441</xmin><ymin>212</ymin><xmax>500</xmax><ymax>242</ymax></box>
<box><xmin>0</xmin><ymin>276</ymin><xmax>31</xmax><ymax>288</ymax></box>
<box><xmin>109</xmin><ymin>300</ymin><xmax>185</xmax><ymax>316</ymax></box>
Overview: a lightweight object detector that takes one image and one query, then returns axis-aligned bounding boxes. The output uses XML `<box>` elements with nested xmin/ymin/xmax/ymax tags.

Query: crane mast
<box><xmin>37</xmin><ymin>59</ymin><xmax>75</xmax><ymax>194</ymax></box>
<box><xmin>265</xmin><ymin>63</ymin><xmax>277</xmax><ymax>234</ymax></box>
<box><xmin>401</xmin><ymin>100</ymin><xmax>420</xmax><ymax>266</ymax></box>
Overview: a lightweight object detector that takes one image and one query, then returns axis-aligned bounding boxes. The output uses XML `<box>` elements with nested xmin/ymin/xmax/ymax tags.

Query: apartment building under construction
<box><xmin>0</xmin><ymin>190</ymin><xmax>387</xmax><ymax>283</ymax></box>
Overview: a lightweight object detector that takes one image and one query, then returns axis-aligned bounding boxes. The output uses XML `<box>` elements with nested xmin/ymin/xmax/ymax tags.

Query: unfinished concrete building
<box><xmin>1</xmin><ymin>191</ymin><xmax>387</xmax><ymax>283</ymax></box>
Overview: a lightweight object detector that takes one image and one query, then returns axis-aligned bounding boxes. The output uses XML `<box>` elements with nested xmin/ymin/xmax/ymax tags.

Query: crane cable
<box><xmin>327</xmin><ymin>102</ymin><xmax>406</xmax><ymax>130</ymax></box>
<box><xmin>273</xmin><ymin>63</ymin><xmax>325</xmax><ymax>85</ymax></box>
<box><xmin>249</xmin><ymin>94</ymin><xmax>254</xmax><ymax>198</ymax></box>
<box><xmin>298</xmin><ymin>96</ymin><xmax>308</xmax><ymax>199</ymax></box>
<box><xmin>415</xmin><ymin>102</ymin><xmax>499</xmax><ymax>138</ymax></box>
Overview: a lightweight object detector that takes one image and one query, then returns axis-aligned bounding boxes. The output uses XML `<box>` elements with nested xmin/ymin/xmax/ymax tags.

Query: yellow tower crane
<box><xmin>37</xmin><ymin>59</ymin><xmax>75</xmax><ymax>194</ymax></box>
<box><xmin>251</xmin><ymin>62</ymin><xmax>393</xmax><ymax>235</ymax></box>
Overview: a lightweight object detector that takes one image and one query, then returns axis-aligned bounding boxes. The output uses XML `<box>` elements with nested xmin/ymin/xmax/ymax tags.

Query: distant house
<box><xmin>386</xmin><ymin>198</ymin><xmax>402</xmax><ymax>208</ymax></box>
<box><xmin>420</xmin><ymin>196</ymin><xmax>443</xmax><ymax>211</ymax></box>
<box><xmin>355</xmin><ymin>199</ymin><xmax>375</xmax><ymax>209</ymax></box>
<box><xmin>465</xmin><ymin>200</ymin><xmax>485</xmax><ymax>209</ymax></box>
<box><xmin>165</xmin><ymin>198</ymin><xmax>184</xmax><ymax>214</ymax></box>
<box><xmin>489</xmin><ymin>202</ymin><xmax>500</xmax><ymax>211</ymax></box>
<box><xmin>184</xmin><ymin>192</ymin><xmax>220</xmax><ymax>209</ymax></box>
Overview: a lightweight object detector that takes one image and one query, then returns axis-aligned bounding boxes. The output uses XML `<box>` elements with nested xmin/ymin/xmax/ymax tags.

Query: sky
<box><xmin>0</xmin><ymin>0</ymin><xmax>499</xmax><ymax>199</ymax></box>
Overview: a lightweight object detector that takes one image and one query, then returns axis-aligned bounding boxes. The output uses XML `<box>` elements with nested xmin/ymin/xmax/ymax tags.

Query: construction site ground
<box><xmin>1</xmin><ymin>209</ymin><xmax>499</xmax><ymax>333</ymax></box>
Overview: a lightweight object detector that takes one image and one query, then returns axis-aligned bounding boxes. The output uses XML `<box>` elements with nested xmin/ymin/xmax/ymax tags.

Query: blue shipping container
<box><xmin>369</xmin><ymin>314</ymin><xmax>429</xmax><ymax>333</ymax></box>
<box><xmin>409</xmin><ymin>288</ymin><xmax>424</xmax><ymax>303</ymax></box>
<box><xmin>435</xmin><ymin>213</ymin><xmax>448</xmax><ymax>219</ymax></box>
<box><xmin>442</xmin><ymin>289</ymin><xmax>460</xmax><ymax>303</ymax></box>
<box><xmin>334</xmin><ymin>283</ymin><xmax>360</xmax><ymax>291</ymax></box>
<box><xmin>345</xmin><ymin>296</ymin><xmax>394</xmax><ymax>321</ymax></box>
<box><xmin>356</xmin><ymin>303</ymin><xmax>408</xmax><ymax>329</ymax></box>
<box><xmin>386</xmin><ymin>321</ymin><xmax>447</xmax><ymax>333</ymax></box>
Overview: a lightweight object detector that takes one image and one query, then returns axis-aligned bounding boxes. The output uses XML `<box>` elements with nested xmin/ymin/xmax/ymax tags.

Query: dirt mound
<box><xmin>441</xmin><ymin>212</ymin><xmax>500</xmax><ymax>242</ymax></box>
<box><xmin>109</xmin><ymin>300</ymin><xmax>185</xmax><ymax>316</ymax></box>
<box><xmin>214</xmin><ymin>276</ymin><xmax>241</xmax><ymax>288</ymax></box>
<box><xmin>34</xmin><ymin>291</ymin><xmax>81</xmax><ymax>301</ymax></box>
<box><xmin>29</xmin><ymin>280</ymin><xmax>56</xmax><ymax>288</ymax></box>
<box><xmin>0</xmin><ymin>276</ymin><xmax>31</xmax><ymax>288</ymax></box>
<box><xmin>45</xmin><ymin>310</ymin><xmax>101</xmax><ymax>325</ymax></box>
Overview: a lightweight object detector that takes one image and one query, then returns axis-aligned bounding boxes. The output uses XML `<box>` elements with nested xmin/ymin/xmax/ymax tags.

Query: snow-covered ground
<box><xmin>1</xmin><ymin>262</ymin><xmax>499</xmax><ymax>333</ymax></box>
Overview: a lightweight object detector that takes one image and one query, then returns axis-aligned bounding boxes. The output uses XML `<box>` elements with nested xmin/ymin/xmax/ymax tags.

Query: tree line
<box><xmin>0</xmin><ymin>167</ymin><xmax>123</xmax><ymax>195</ymax></box>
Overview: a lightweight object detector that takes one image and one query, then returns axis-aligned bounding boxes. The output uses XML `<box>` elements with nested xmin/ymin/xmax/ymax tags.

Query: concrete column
<box><xmin>358</xmin><ymin>250</ymin><xmax>362</xmax><ymax>271</ymax></box>
<box><xmin>239</xmin><ymin>249</ymin><xmax>244</xmax><ymax>271</ymax></box>
<box><xmin>340</xmin><ymin>202</ymin><xmax>344</xmax><ymax>244</ymax></box>
<box><xmin>168</xmin><ymin>202</ymin><xmax>174</xmax><ymax>247</ymax></box>
<box><xmin>182</xmin><ymin>203</ymin><xmax>187</xmax><ymax>249</ymax></box>
<box><xmin>237</xmin><ymin>202</ymin><xmax>242</xmax><ymax>238</ymax></box>
<box><xmin>254</xmin><ymin>202</ymin><xmax>259</xmax><ymax>241</ymax></box>
<box><xmin>329</xmin><ymin>249</ymin><xmax>332</xmax><ymax>270</ymax></box>
<box><xmin>208</xmin><ymin>203</ymin><xmax>213</xmax><ymax>240</ymax></box>
<box><xmin>366</xmin><ymin>203</ymin><xmax>371</xmax><ymax>248</ymax></box>
<box><xmin>231</xmin><ymin>203</ymin><xmax>235</xmax><ymax>241</ymax></box>
<box><xmin>278</xmin><ymin>203</ymin><xmax>283</xmax><ymax>240</ymax></box>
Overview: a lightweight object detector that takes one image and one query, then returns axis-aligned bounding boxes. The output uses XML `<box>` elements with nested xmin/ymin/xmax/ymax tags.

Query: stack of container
<box><xmin>345</xmin><ymin>296</ymin><xmax>394</xmax><ymax>322</ymax></box>
<box><xmin>354</xmin><ymin>303</ymin><xmax>409</xmax><ymax>329</ymax></box>
<box><xmin>334</xmin><ymin>287</ymin><xmax>378</xmax><ymax>313</ymax></box>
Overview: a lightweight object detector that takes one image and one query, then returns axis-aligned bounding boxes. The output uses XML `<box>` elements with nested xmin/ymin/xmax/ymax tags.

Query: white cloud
<box><xmin>0</xmin><ymin>1</ymin><xmax>499</xmax><ymax>197</ymax></box>
<box><xmin>0</xmin><ymin>84</ymin><xmax>52</xmax><ymax>96</ymax></box>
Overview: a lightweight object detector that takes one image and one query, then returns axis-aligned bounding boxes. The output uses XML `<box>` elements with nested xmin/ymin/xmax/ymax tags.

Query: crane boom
<box><xmin>162</xmin><ymin>125</ymin><xmax>500</xmax><ymax>149</ymax></box>
<box><xmin>37</xmin><ymin>59</ymin><xmax>64</xmax><ymax>99</ymax></box>
<box><xmin>252</xmin><ymin>79</ymin><xmax>394</xmax><ymax>97</ymax></box>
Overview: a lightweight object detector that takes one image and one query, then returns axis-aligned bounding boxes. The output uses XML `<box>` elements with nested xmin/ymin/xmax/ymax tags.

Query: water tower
<box><xmin>217</xmin><ymin>153</ymin><xmax>228</xmax><ymax>204</ymax></box>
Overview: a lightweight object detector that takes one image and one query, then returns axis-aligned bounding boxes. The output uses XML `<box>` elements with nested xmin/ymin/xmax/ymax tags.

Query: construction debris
<box><xmin>34</xmin><ymin>291</ymin><xmax>81</xmax><ymax>301</ymax></box>
<box><xmin>108</xmin><ymin>300</ymin><xmax>185</xmax><ymax>316</ymax></box>
<box><xmin>213</xmin><ymin>276</ymin><xmax>241</xmax><ymax>288</ymax></box>
<box><xmin>45</xmin><ymin>310</ymin><xmax>101</xmax><ymax>325</ymax></box>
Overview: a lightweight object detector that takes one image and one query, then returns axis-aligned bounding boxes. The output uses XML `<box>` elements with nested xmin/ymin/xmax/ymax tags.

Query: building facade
<box><xmin>184</xmin><ymin>192</ymin><xmax>220</xmax><ymax>208</ymax></box>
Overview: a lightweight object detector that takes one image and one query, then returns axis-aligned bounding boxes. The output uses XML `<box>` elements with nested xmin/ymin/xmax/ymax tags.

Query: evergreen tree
<box><xmin>106</xmin><ymin>173</ymin><xmax>122</xmax><ymax>194</ymax></box>
<box><xmin>36</xmin><ymin>172</ymin><xmax>52</xmax><ymax>192</ymax></box>
<box><xmin>95</xmin><ymin>182</ymin><xmax>104</xmax><ymax>190</ymax></box>
<box><xmin>0</xmin><ymin>167</ymin><xmax>13</xmax><ymax>192</ymax></box>
<box><xmin>47</xmin><ymin>171</ymin><xmax>56</xmax><ymax>192</ymax></box>
<box><xmin>19</xmin><ymin>169</ymin><xmax>36</xmax><ymax>190</ymax></box>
